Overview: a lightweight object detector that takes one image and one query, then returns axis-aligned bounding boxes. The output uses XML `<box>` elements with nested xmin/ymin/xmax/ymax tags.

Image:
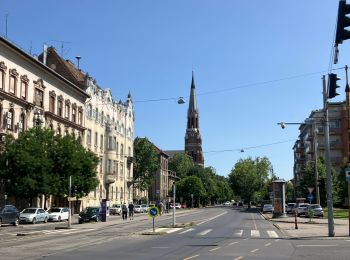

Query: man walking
<box><xmin>122</xmin><ymin>203</ymin><xmax>128</xmax><ymax>220</ymax></box>
<box><xmin>128</xmin><ymin>202</ymin><xmax>134</xmax><ymax>220</ymax></box>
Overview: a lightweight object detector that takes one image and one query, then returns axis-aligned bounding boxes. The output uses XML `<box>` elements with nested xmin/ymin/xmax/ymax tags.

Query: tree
<box><xmin>0</xmin><ymin>127</ymin><xmax>99</xmax><ymax>205</ymax></box>
<box><xmin>168</xmin><ymin>153</ymin><xmax>194</xmax><ymax>179</ymax></box>
<box><xmin>133</xmin><ymin>137</ymin><xmax>160</xmax><ymax>191</ymax></box>
<box><xmin>228</xmin><ymin>157</ymin><xmax>271</xmax><ymax>207</ymax></box>
<box><xmin>176</xmin><ymin>176</ymin><xmax>206</xmax><ymax>207</ymax></box>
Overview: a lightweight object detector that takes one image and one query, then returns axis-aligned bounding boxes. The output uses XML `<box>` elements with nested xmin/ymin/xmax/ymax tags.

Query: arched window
<box><xmin>18</xmin><ymin>113</ymin><xmax>25</xmax><ymax>133</ymax></box>
<box><xmin>6</xmin><ymin>109</ymin><xmax>14</xmax><ymax>130</ymax></box>
<box><xmin>95</xmin><ymin>108</ymin><xmax>99</xmax><ymax>122</ymax></box>
<box><xmin>88</xmin><ymin>104</ymin><xmax>93</xmax><ymax>117</ymax></box>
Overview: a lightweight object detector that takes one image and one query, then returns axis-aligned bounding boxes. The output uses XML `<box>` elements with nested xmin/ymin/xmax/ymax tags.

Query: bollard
<box><xmin>294</xmin><ymin>210</ymin><xmax>298</xmax><ymax>230</ymax></box>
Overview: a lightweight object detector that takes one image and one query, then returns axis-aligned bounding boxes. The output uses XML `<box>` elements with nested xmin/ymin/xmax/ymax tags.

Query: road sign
<box><xmin>345</xmin><ymin>167</ymin><xmax>350</xmax><ymax>182</ymax></box>
<box><xmin>307</xmin><ymin>194</ymin><xmax>314</xmax><ymax>204</ymax></box>
<box><xmin>148</xmin><ymin>207</ymin><xmax>159</xmax><ymax>218</ymax></box>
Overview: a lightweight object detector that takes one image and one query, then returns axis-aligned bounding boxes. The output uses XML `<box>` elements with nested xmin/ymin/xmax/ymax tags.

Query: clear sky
<box><xmin>1</xmin><ymin>0</ymin><xmax>348</xmax><ymax>180</ymax></box>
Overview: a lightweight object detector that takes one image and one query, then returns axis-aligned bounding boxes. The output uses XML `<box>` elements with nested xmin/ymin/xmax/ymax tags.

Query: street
<box><xmin>0</xmin><ymin>207</ymin><xmax>349</xmax><ymax>259</ymax></box>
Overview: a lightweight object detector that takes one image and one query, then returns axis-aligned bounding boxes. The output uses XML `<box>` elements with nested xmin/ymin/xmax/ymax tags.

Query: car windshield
<box><xmin>135</xmin><ymin>205</ymin><xmax>141</xmax><ymax>208</ymax></box>
<box><xmin>22</xmin><ymin>208</ymin><xmax>37</xmax><ymax>214</ymax></box>
<box><xmin>49</xmin><ymin>208</ymin><xmax>62</xmax><ymax>213</ymax></box>
<box><xmin>310</xmin><ymin>205</ymin><xmax>321</xmax><ymax>209</ymax></box>
<box><xmin>84</xmin><ymin>208</ymin><xmax>99</xmax><ymax>213</ymax></box>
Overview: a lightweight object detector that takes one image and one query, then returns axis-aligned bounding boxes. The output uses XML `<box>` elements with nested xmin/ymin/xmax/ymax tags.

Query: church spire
<box><xmin>188</xmin><ymin>71</ymin><xmax>198</xmax><ymax>113</ymax></box>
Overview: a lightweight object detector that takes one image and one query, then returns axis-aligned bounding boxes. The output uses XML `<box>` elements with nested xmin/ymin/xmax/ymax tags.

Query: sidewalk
<box><xmin>265</xmin><ymin>214</ymin><xmax>350</xmax><ymax>239</ymax></box>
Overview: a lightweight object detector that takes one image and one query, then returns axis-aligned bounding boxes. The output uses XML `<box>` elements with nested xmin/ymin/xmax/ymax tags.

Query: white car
<box><xmin>48</xmin><ymin>207</ymin><xmax>69</xmax><ymax>222</ymax></box>
<box><xmin>175</xmin><ymin>203</ymin><xmax>181</xmax><ymax>209</ymax></box>
<box><xmin>134</xmin><ymin>205</ymin><xmax>143</xmax><ymax>213</ymax></box>
<box><xmin>141</xmin><ymin>204</ymin><xmax>148</xmax><ymax>213</ymax></box>
<box><xmin>20</xmin><ymin>208</ymin><xmax>49</xmax><ymax>224</ymax></box>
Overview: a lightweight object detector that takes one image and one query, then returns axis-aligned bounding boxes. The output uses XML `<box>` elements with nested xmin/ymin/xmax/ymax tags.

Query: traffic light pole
<box><xmin>323</xmin><ymin>75</ymin><xmax>335</xmax><ymax>237</ymax></box>
<box><xmin>68</xmin><ymin>175</ymin><xmax>72</xmax><ymax>229</ymax></box>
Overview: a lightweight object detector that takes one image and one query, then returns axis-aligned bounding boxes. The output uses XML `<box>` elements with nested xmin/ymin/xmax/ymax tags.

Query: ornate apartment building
<box><xmin>41</xmin><ymin>47</ymin><xmax>134</xmax><ymax>210</ymax></box>
<box><xmin>0</xmin><ymin>36</ymin><xmax>89</xmax><ymax>207</ymax></box>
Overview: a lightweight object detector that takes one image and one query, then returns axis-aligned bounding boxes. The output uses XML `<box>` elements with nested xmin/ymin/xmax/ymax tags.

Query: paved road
<box><xmin>0</xmin><ymin>207</ymin><xmax>349</xmax><ymax>259</ymax></box>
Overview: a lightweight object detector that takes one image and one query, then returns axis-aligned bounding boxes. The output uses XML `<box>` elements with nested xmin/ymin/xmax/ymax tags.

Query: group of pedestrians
<box><xmin>121</xmin><ymin>202</ymin><xmax>134</xmax><ymax>220</ymax></box>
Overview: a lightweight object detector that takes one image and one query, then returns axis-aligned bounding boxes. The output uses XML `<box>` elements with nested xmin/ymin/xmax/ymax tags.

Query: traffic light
<box><xmin>327</xmin><ymin>73</ymin><xmax>341</xmax><ymax>99</ymax></box>
<box><xmin>70</xmin><ymin>185</ymin><xmax>78</xmax><ymax>197</ymax></box>
<box><xmin>335</xmin><ymin>0</ymin><xmax>350</xmax><ymax>45</ymax></box>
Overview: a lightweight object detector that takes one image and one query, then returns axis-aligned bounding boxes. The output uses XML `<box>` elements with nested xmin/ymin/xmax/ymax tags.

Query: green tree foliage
<box><xmin>0</xmin><ymin>127</ymin><xmax>99</xmax><ymax>203</ymax></box>
<box><xmin>168</xmin><ymin>153</ymin><xmax>194</xmax><ymax>179</ymax></box>
<box><xmin>176</xmin><ymin>176</ymin><xmax>206</xmax><ymax>207</ymax></box>
<box><xmin>285</xmin><ymin>181</ymin><xmax>294</xmax><ymax>202</ymax></box>
<box><xmin>228</xmin><ymin>157</ymin><xmax>271</xmax><ymax>206</ymax></box>
<box><xmin>133</xmin><ymin>137</ymin><xmax>160</xmax><ymax>191</ymax></box>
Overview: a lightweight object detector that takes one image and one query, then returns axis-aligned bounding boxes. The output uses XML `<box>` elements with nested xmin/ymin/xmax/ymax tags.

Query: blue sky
<box><xmin>1</xmin><ymin>0</ymin><xmax>347</xmax><ymax>180</ymax></box>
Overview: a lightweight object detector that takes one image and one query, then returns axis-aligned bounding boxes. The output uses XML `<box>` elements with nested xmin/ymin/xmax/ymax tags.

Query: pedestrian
<box><xmin>122</xmin><ymin>203</ymin><xmax>128</xmax><ymax>220</ymax></box>
<box><xmin>128</xmin><ymin>202</ymin><xmax>134</xmax><ymax>220</ymax></box>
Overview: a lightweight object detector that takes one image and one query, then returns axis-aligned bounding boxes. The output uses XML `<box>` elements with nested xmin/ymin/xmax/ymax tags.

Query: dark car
<box><xmin>0</xmin><ymin>205</ymin><xmax>20</xmax><ymax>226</ymax></box>
<box><xmin>78</xmin><ymin>207</ymin><xmax>101</xmax><ymax>224</ymax></box>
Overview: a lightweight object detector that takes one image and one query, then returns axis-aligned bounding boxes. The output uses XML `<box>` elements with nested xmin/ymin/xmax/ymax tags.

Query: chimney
<box><xmin>43</xmin><ymin>43</ymin><xmax>48</xmax><ymax>65</ymax></box>
<box><xmin>75</xmin><ymin>56</ymin><xmax>81</xmax><ymax>69</ymax></box>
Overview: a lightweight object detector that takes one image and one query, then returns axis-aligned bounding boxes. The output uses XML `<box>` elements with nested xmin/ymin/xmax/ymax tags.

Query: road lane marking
<box><xmin>274</xmin><ymin>239</ymin><xmax>280</xmax><ymax>242</ymax></box>
<box><xmin>197</xmin><ymin>212</ymin><xmax>227</xmax><ymax>225</ymax></box>
<box><xmin>267</xmin><ymin>230</ymin><xmax>279</xmax><ymax>238</ymax></box>
<box><xmin>179</xmin><ymin>228</ymin><xmax>194</xmax><ymax>234</ymax></box>
<box><xmin>243</xmin><ymin>238</ymin><xmax>249</xmax><ymax>240</ymax></box>
<box><xmin>250</xmin><ymin>248</ymin><xmax>259</xmax><ymax>253</ymax></box>
<box><xmin>234</xmin><ymin>230</ymin><xmax>243</xmax><ymax>237</ymax></box>
<box><xmin>229</xmin><ymin>241</ymin><xmax>239</xmax><ymax>245</ymax></box>
<box><xmin>264</xmin><ymin>242</ymin><xmax>271</xmax><ymax>247</ymax></box>
<box><xmin>251</xmin><ymin>230</ymin><xmax>260</xmax><ymax>237</ymax></box>
<box><xmin>209</xmin><ymin>246</ymin><xmax>221</xmax><ymax>252</ymax></box>
<box><xmin>234</xmin><ymin>256</ymin><xmax>244</xmax><ymax>260</ymax></box>
<box><xmin>296</xmin><ymin>245</ymin><xmax>337</xmax><ymax>247</ymax></box>
<box><xmin>197</xmin><ymin>229</ymin><xmax>212</xmax><ymax>236</ymax></box>
<box><xmin>251</xmin><ymin>214</ymin><xmax>258</xmax><ymax>230</ymax></box>
<box><xmin>152</xmin><ymin>247</ymin><xmax>169</xmax><ymax>249</ymax></box>
<box><xmin>183</xmin><ymin>254</ymin><xmax>199</xmax><ymax>260</ymax></box>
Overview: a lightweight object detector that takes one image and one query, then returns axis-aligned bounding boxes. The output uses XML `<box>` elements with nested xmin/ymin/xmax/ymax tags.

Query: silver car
<box><xmin>48</xmin><ymin>207</ymin><xmax>69</xmax><ymax>222</ymax></box>
<box><xmin>20</xmin><ymin>208</ymin><xmax>49</xmax><ymax>224</ymax></box>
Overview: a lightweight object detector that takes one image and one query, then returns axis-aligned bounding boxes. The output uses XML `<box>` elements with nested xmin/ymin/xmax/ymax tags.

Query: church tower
<box><xmin>185</xmin><ymin>72</ymin><xmax>204</xmax><ymax>167</ymax></box>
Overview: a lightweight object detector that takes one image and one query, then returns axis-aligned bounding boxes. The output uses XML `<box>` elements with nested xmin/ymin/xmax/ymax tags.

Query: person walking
<box><xmin>128</xmin><ymin>202</ymin><xmax>134</xmax><ymax>220</ymax></box>
<box><xmin>122</xmin><ymin>203</ymin><xmax>128</xmax><ymax>220</ymax></box>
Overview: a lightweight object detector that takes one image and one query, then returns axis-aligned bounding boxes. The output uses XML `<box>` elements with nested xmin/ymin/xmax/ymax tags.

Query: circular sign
<box><xmin>148</xmin><ymin>207</ymin><xmax>159</xmax><ymax>218</ymax></box>
<box><xmin>307</xmin><ymin>194</ymin><xmax>314</xmax><ymax>203</ymax></box>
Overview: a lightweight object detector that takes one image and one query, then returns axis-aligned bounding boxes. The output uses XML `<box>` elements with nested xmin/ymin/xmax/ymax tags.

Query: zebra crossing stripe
<box><xmin>251</xmin><ymin>230</ymin><xmax>260</xmax><ymax>237</ymax></box>
<box><xmin>267</xmin><ymin>230</ymin><xmax>279</xmax><ymax>238</ymax></box>
<box><xmin>197</xmin><ymin>229</ymin><xmax>212</xmax><ymax>236</ymax></box>
<box><xmin>234</xmin><ymin>230</ymin><xmax>243</xmax><ymax>237</ymax></box>
<box><xmin>179</xmin><ymin>228</ymin><xmax>194</xmax><ymax>234</ymax></box>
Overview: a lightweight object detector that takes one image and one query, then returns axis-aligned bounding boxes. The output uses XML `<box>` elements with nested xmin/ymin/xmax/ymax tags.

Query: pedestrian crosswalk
<box><xmin>9</xmin><ymin>228</ymin><xmax>96</xmax><ymax>237</ymax></box>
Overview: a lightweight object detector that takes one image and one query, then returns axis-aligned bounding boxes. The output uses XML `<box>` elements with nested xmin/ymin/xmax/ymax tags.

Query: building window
<box><xmin>72</xmin><ymin>107</ymin><xmax>76</xmax><ymax>123</ymax></box>
<box><xmin>6</xmin><ymin>110</ymin><xmax>14</xmax><ymax>130</ymax></box>
<box><xmin>58</xmin><ymin>100</ymin><xmax>63</xmax><ymax>116</ymax></box>
<box><xmin>9</xmin><ymin>75</ymin><xmax>16</xmax><ymax>95</ymax></box>
<box><xmin>95</xmin><ymin>108</ymin><xmax>99</xmax><ymax>122</ymax></box>
<box><xmin>116</xmin><ymin>142</ymin><xmax>119</xmax><ymax>154</ymax></box>
<box><xmin>18</xmin><ymin>113</ymin><xmax>25</xmax><ymax>133</ymax></box>
<box><xmin>95</xmin><ymin>132</ymin><xmax>98</xmax><ymax>147</ymax></box>
<box><xmin>34</xmin><ymin>88</ymin><xmax>44</xmax><ymax>107</ymax></box>
<box><xmin>87</xmin><ymin>129</ymin><xmax>92</xmax><ymax>145</ymax></box>
<box><xmin>20</xmin><ymin>75</ymin><xmax>28</xmax><ymax>100</ymax></box>
<box><xmin>100</xmin><ymin>134</ymin><xmax>104</xmax><ymax>150</ymax></box>
<box><xmin>88</xmin><ymin>104</ymin><xmax>92</xmax><ymax>117</ymax></box>
<box><xmin>65</xmin><ymin>103</ymin><xmax>70</xmax><ymax>119</ymax></box>
<box><xmin>0</xmin><ymin>62</ymin><xmax>7</xmax><ymax>90</ymax></box>
<box><xmin>107</xmin><ymin>159</ymin><xmax>112</xmax><ymax>174</ymax></box>
<box><xmin>113</xmin><ymin>137</ymin><xmax>117</xmax><ymax>150</ymax></box>
<box><xmin>49</xmin><ymin>96</ymin><xmax>55</xmax><ymax>113</ymax></box>
<box><xmin>120</xmin><ymin>144</ymin><xmax>124</xmax><ymax>159</ymax></box>
<box><xmin>108</xmin><ymin>136</ymin><xmax>113</xmax><ymax>150</ymax></box>
<box><xmin>78</xmin><ymin>110</ymin><xmax>83</xmax><ymax>125</ymax></box>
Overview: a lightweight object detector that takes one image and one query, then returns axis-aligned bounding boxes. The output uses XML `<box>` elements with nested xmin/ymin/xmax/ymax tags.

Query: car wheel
<box><xmin>13</xmin><ymin>217</ymin><xmax>19</xmax><ymax>226</ymax></box>
<box><xmin>32</xmin><ymin>218</ymin><xmax>36</xmax><ymax>224</ymax></box>
<box><xmin>44</xmin><ymin>217</ymin><xmax>48</xmax><ymax>223</ymax></box>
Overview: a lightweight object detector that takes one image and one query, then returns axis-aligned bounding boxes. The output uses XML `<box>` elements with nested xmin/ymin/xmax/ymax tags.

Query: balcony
<box><xmin>105</xmin><ymin>172</ymin><xmax>116</xmax><ymax>184</ymax></box>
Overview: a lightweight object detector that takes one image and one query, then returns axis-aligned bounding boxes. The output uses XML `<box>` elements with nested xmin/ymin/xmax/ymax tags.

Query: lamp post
<box><xmin>278</xmin><ymin>120</ymin><xmax>320</xmax><ymax>205</ymax></box>
<box><xmin>123</xmin><ymin>107</ymin><xmax>127</xmax><ymax>204</ymax></box>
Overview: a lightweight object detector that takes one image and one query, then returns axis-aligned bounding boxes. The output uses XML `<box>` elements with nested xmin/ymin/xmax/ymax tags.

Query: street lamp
<box><xmin>278</xmin><ymin>120</ymin><xmax>320</xmax><ymax>205</ymax></box>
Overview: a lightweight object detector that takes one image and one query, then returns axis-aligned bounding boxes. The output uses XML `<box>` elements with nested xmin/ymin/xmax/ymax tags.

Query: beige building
<box><xmin>42</xmin><ymin>47</ymin><xmax>135</xmax><ymax>210</ymax></box>
<box><xmin>0</xmin><ymin>36</ymin><xmax>88</xmax><ymax>208</ymax></box>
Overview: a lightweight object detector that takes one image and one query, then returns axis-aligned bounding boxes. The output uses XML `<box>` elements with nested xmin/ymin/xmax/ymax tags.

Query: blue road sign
<box><xmin>307</xmin><ymin>194</ymin><xmax>314</xmax><ymax>203</ymax></box>
<box><xmin>148</xmin><ymin>207</ymin><xmax>159</xmax><ymax>218</ymax></box>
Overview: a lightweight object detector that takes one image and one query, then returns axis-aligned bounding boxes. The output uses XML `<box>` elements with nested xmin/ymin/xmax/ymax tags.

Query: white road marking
<box><xmin>179</xmin><ymin>228</ymin><xmax>195</xmax><ymax>234</ymax></box>
<box><xmin>243</xmin><ymin>238</ymin><xmax>249</xmax><ymax>240</ymax></box>
<box><xmin>267</xmin><ymin>230</ymin><xmax>279</xmax><ymax>238</ymax></box>
<box><xmin>183</xmin><ymin>254</ymin><xmax>200</xmax><ymax>260</ymax></box>
<box><xmin>296</xmin><ymin>244</ymin><xmax>337</xmax><ymax>247</ymax></box>
<box><xmin>234</xmin><ymin>230</ymin><xmax>243</xmax><ymax>237</ymax></box>
<box><xmin>152</xmin><ymin>247</ymin><xmax>169</xmax><ymax>249</ymax></box>
<box><xmin>234</xmin><ymin>257</ymin><xmax>244</xmax><ymax>260</ymax></box>
<box><xmin>197</xmin><ymin>229</ymin><xmax>212</xmax><ymax>236</ymax></box>
<box><xmin>209</xmin><ymin>246</ymin><xmax>221</xmax><ymax>252</ymax></box>
<box><xmin>250</xmin><ymin>248</ymin><xmax>259</xmax><ymax>253</ymax></box>
<box><xmin>197</xmin><ymin>212</ymin><xmax>227</xmax><ymax>225</ymax></box>
<box><xmin>229</xmin><ymin>241</ymin><xmax>239</xmax><ymax>245</ymax></box>
<box><xmin>264</xmin><ymin>242</ymin><xmax>272</xmax><ymax>247</ymax></box>
<box><xmin>251</xmin><ymin>230</ymin><xmax>260</xmax><ymax>237</ymax></box>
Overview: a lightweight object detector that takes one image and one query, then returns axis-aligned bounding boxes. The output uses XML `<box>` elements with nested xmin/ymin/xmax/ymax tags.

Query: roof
<box><xmin>163</xmin><ymin>150</ymin><xmax>185</xmax><ymax>158</ymax></box>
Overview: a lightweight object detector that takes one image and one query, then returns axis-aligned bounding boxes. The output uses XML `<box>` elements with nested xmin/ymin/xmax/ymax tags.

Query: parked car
<box><xmin>134</xmin><ymin>205</ymin><xmax>143</xmax><ymax>213</ymax></box>
<box><xmin>296</xmin><ymin>203</ymin><xmax>310</xmax><ymax>216</ymax></box>
<box><xmin>109</xmin><ymin>204</ymin><xmax>121</xmax><ymax>215</ymax></box>
<box><xmin>141</xmin><ymin>204</ymin><xmax>148</xmax><ymax>213</ymax></box>
<box><xmin>78</xmin><ymin>207</ymin><xmax>101</xmax><ymax>224</ymax></box>
<box><xmin>48</xmin><ymin>207</ymin><xmax>69</xmax><ymax>222</ymax></box>
<box><xmin>0</xmin><ymin>205</ymin><xmax>20</xmax><ymax>226</ymax></box>
<box><xmin>175</xmin><ymin>203</ymin><xmax>181</xmax><ymax>209</ymax></box>
<box><xmin>305</xmin><ymin>204</ymin><xmax>324</xmax><ymax>218</ymax></box>
<box><xmin>262</xmin><ymin>204</ymin><xmax>273</xmax><ymax>213</ymax></box>
<box><xmin>20</xmin><ymin>208</ymin><xmax>49</xmax><ymax>224</ymax></box>
<box><xmin>181</xmin><ymin>204</ymin><xmax>187</xmax><ymax>209</ymax></box>
<box><xmin>223</xmin><ymin>201</ymin><xmax>231</xmax><ymax>206</ymax></box>
<box><xmin>286</xmin><ymin>203</ymin><xmax>296</xmax><ymax>214</ymax></box>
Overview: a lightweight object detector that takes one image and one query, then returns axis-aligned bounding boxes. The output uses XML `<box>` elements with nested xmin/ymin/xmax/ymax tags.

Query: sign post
<box><xmin>148</xmin><ymin>206</ymin><xmax>159</xmax><ymax>232</ymax></box>
<box><xmin>345</xmin><ymin>167</ymin><xmax>350</xmax><ymax>236</ymax></box>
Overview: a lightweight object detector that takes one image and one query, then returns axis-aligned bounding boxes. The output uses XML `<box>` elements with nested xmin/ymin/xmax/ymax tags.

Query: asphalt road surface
<box><xmin>0</xmin><ymin>207</ymin><xmax>349</xmax><ymax>259</ymax></box>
